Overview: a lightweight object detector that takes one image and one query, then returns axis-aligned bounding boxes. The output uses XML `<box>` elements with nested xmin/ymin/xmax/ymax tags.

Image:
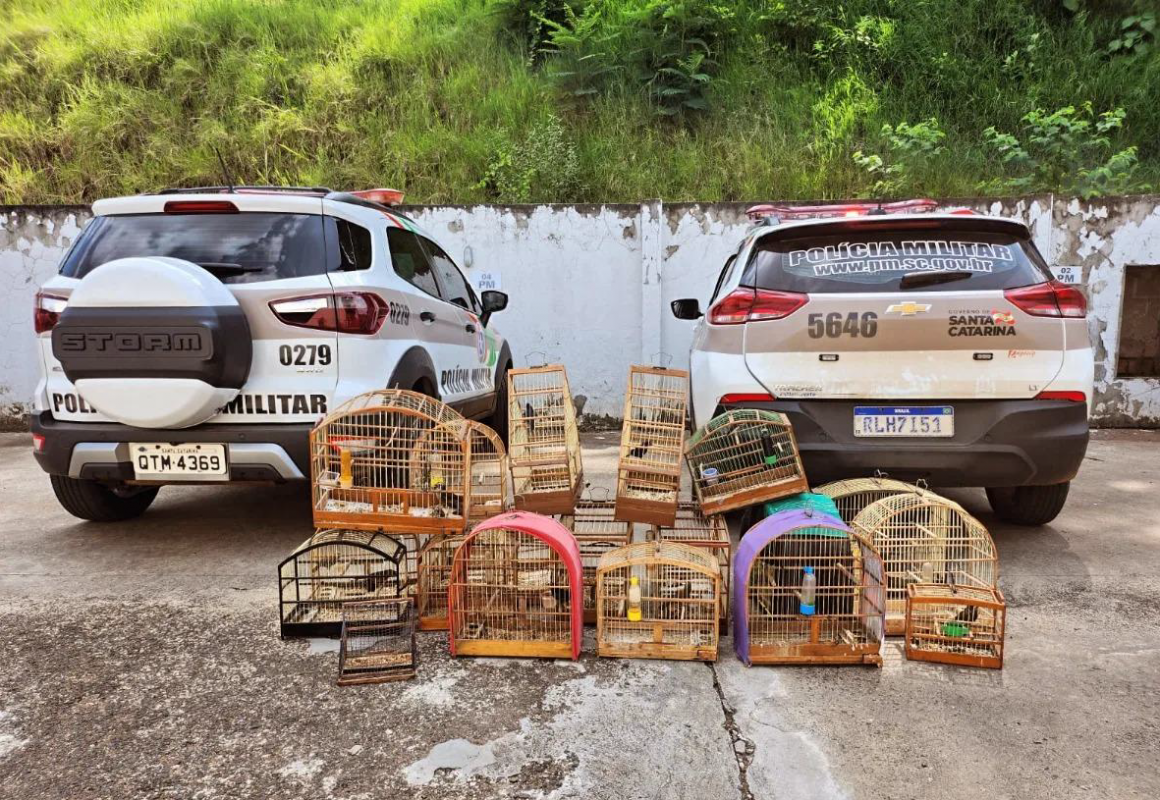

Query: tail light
<box><xmin>270</xmin><ymin>292</ymin><xmax>388</xmax><ymax>334</ymax></box>
<box><xmin>1004</xmin><ymin>281</ymin><xmax>1087</xmax><ymax>318</ymax></box>
<box><xmin>719</xmin><ymin>392</ymin><xmax>776</xmax><ymax>404</ymax></box>
<box><xmin>34</xmin><ymin>292</ymin><xmax>68</xmax><ymax>333</ymax></box>
<box><xmin>32</xmin><ymin>433</ymin><xmax>46</xmax><ymax>452</ymax></box>
<box><xmin>708</xmin><ymin>288</ymin><xmax>808</xmax><ymax>325</ymax></box>
<box><xmin>1035</xmin><ymin>390</ymin><xmax>1086</xmax><ymax>402</ymax></box>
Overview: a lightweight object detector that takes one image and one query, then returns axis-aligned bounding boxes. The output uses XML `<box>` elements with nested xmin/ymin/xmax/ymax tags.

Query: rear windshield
<box><xmin>742</xmin><ymin>228</ymin><xmax>1050</xmax><ymax>293</ymax></box>
<box><xmin>59</xmin><ymin>212</ymin><xmax>367</xmax><ymax>283</ymax></box>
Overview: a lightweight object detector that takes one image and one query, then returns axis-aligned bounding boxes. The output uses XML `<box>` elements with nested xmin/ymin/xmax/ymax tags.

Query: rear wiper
<box><xmin>898</xmin><ymin>271</ymin><xmax>974</xmax><ymax>290</ymax></box>
<box><xmin>197</xmin><ymin>262</ymin><xmax>263</xmax><ymax>276</ymax></box>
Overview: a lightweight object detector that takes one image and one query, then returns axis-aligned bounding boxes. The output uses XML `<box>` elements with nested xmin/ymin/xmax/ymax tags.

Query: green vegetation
<box><xmin>1</xmin><ymin>0</ymin><xmax>1157</xmax><ymax>204</ymax></box>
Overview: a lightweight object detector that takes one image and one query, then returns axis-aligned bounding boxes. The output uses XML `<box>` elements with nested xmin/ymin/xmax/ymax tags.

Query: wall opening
<box><xmin>1117</xmin><ymin>265</ymin><xmax>1160</xmax><ymax>378</ymax></box>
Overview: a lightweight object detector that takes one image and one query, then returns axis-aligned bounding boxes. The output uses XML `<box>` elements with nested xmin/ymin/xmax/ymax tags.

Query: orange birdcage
<box><xmin>465</xmin><ymin>421</ymin><xmax>511</xmax><ymax>525</ymax></box>
<box><xmin>415</xmin><ymin>533</ymin><xmax>465</xmax><ymax>631</ymax></box>
<box><xmin>615</xmin><ymin>365</ymin><xmax>688</xmax><ymax>526</ymax></box>
<box><xmin>507</xmin><ymin>364</ymin><xmax>583</xmax><ymax>514</ymax></box>
<box><xmin>648</xmin><ymin>502</ymin><xmax>730</xmax><ymax>630</ymax></box>
<box><xmin>905</xmin><ymin>583</ymin><xmax>1006</xmax><ymax>669</ymax></box>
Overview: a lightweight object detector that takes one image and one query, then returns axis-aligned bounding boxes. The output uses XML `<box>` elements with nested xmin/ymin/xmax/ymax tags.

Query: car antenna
<box><xmin>213</xmin><ymin>146</ymin><xmax>236</xmax><ymax>193</ymax></box>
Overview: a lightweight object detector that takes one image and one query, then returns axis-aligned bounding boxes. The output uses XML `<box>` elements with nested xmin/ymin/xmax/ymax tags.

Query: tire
<box><xmin>986</xmin><ymin>482</ymin><xmax>1070</xmax><ymax>526</ymax></box>
<box><xmin>487</xmin><ymin>363</ymin><xmax>511</xmax><ymax>445</ymax></box>
<box><xmin>50</xmin><ymin>475</ymin><xmax>160</xmax><ymax>522</ymax></box>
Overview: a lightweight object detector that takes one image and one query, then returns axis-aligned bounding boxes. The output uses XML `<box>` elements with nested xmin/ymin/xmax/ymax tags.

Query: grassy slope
<box><xmin>0</xmin><ymin>0</ymin><xmax>1157</xmax><ymax>204</ymax></box>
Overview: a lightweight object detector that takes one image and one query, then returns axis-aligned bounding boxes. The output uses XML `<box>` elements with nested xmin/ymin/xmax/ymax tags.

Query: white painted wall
<box><xmin>3</xmin><ymin>196</ymin><xmax>1159</xmax><ymax>425</ymax></box>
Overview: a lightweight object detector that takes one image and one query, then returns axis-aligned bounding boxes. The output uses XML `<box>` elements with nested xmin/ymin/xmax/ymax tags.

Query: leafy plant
<box><xmin>981</xmin><ymin>104</ymin><xmax>1146</xmax><ymax>197</ymax></box>
<box><xmin>1108</xmin><ymin>12</ymin><xmax>1155</xmax><ymax>57</ymax></box>
<box><xmin>853</xmin><ymin>118</ymin><xmax>945</xmax><ymax>197</ymax></box>
<box><xmin>475</xmin><ymin>114</ymin><xmax>582</xmax><ymax>202</ymax></box>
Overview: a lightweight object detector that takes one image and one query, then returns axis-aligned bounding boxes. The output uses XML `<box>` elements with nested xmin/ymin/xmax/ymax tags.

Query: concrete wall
<box><xmin>3</xmin><ymin>195</ymin><xmax>1159</xmax><ymax>426</ymax></box>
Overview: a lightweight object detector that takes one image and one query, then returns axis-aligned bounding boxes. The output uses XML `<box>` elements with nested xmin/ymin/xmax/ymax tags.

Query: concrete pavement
<box><xmin>0</xmin><ymin>430</ymin><xmax>1157</xmax><ymax>799</ymax></box>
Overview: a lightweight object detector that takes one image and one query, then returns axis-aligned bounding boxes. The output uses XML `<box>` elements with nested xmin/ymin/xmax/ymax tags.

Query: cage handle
<box><xmin>649</xmin><ymin>351</ymin><xmax>675</xmax><ymax>369</ymax></box>
<box><xmin>525</xmin><ymin>350</ymin><xmax>550</xmax><ymax>368</ymax></box>
<box><xmin>915</xmin><ymin>478</ymin><xmax>929</xmax><ymax>490</ymax></box>
<box><xmin>584</xmin><ymin>484</ymin><xmax>611</xmax><ymax>501</ymax></box>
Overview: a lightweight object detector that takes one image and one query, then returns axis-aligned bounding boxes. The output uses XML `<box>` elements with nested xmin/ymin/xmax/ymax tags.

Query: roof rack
<box><xmin>157</xmin><ymin>185</ymin><xmax>334</xmax><ymax>195</ymax></box>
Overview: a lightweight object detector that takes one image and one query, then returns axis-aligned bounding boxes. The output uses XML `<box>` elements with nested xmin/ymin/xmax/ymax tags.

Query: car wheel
<box><xmin>50</xmin><ymin>475</ymin><xmax>160</xmax><ymax>522</ymax></box>
<box><xmin>985</xmin><ymin>482</ymin><xmax>1070</xmax><ymax>526</ymax></box>
<box><xmin>487</xmin><ymin>363</ymin><xmax>511</xmax><ymax>445</ymax></box>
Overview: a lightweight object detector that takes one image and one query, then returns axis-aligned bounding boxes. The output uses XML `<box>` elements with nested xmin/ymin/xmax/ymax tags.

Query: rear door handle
<box><xmin>465</xmin><ymin>323</ymin><xmax>476</xmax><ymax>333</ymax></box>
<box><xmin>420</xmin><ymin>311</ymin><xmax>436</xmax><ymax>323</ymax></box>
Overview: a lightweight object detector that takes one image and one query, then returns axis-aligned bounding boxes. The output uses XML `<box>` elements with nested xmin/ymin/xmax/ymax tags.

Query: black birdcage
<box><xmin>337</xmin><ymin>599</ymin><xmax>417</xmax><ymax>685</ymax></box>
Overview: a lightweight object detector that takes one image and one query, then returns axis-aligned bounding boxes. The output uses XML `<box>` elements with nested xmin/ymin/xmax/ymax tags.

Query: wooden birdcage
<box><xmin>337</xmin><ymin>599</ymin><xmax>417</xmax><ymax>685</ymax></box>
<box><xmin>278</xmin><ymin>529</ymin><xmax>407</xmax><ymax>638</ymax></box>
<box><xmin>310</xmin><ymin>390</ymin><xmax>471</xmax><ymax>532</ymax></box>
<box><xmin>905</xmin><ymin>584</ymin><xmax>1006</xmax><ymax>669</ymax></box>
<box><xmin>557</xmin><ymin>497</ymin><xmax>633</xmax><ymax>543</ymax></box>
<box><xmin>507</xmin><ymin>365</ymin><xmax>584</xmax><ymax>514</ymax></box>
<box><xmin>449</xmin><ymin>511</ymin><xmax>583</xmax><ymax>659</ymax></box>
<box><xmin>648</xmin><ymin>502</ymin><xmax>730</xmax><ymax>628</ymax></box>
<box><xmin>614</xmin><ymin>365</ymin><xmax>688</xmax><ymax>526</ymax></box>
<box><xmin>466</xmin><ymin>421</ymin><xmax>511</xmax><ymax>525</ymax></box>
<box><xmin>851</xmin><ymin>494</ymin><xmax>998</xmax><ymax>636</ymax></box>
<box><xmin>685</xmin><ymin>409</ymin><xmax>808</xmax><ymax>515</ymax></box>
<box><xmin>813</xmin><ymin>477</ymin><xmax>933</xmax><ymax>523</ymax></box>
<box><xmin>733</xmin><ymin>510</ymin><xmax>884</xmax><ymax>666</ymax></box>
<box><xmin>596</xmin><ymin>541</ymin><xmax>721</xmax><ymax>661</ymax></box>
<box><xmin>578</xmin><ymin>538</ymin><xmax>622</xmax><ymax>625</ymax></box>
<box><xmin>415</xmin><ymin>533</ymin><xmax>464</xmax><ymax>630</ymax></box>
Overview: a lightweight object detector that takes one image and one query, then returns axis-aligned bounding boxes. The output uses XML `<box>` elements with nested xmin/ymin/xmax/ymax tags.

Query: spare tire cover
<box><xmin>52</xmin><ymin>257</ymin><xmax>252</xmax><ymax>429</ymax></box>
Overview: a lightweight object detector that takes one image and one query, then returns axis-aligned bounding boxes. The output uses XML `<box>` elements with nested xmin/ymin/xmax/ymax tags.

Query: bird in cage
<box><xmin>628</xmin><ymin>438</ymin><xmax>653</xmax><ymax>460</ymax></box>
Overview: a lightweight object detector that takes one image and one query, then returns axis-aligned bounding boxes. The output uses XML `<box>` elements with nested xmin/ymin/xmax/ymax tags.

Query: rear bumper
<box><xmin>28</xmin><ymin>412</ymin><xmax>310</xmax><ymax>482</ymax></box>
<box><xmin>718</xmin><ymin>398</ymin><xmax>1089</xmax><ymax>487</ymax></box>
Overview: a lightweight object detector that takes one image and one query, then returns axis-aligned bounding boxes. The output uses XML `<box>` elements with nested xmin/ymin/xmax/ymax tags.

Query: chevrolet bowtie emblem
<box><xmin>886</xmin><ymin>302</ymin><xmax>932</xmax><ymax>316</ymax></box>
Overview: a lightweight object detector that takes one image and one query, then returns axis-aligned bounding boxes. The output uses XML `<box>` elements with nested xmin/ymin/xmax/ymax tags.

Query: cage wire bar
<box><xmin>507</xmin><ymin>365</ymin><xmax>584</xmax><ymax>514</ymax></box>
<box><xmin>279</xmin><ymin>529</ymin><xmax>407</xmax><ymax>638</ymax></box>
<box><xmin>416</xmin><ymin>533</ymin><xmax>465</xmax><ymax>630</ymax></box>
<box><xmin>851</xmin><ymin>493</ymin><xmax>998</xmax><ymax>635</ymax></box>
<box><xmin>686</xmin><ymin>409</ymin><xmax>808</xmax><ymax>516</ymax></box>
<box><xmin>905</xmin><ymin>583</ymin><xmax>1006</xmax><ymax>669</ymax></box>
<box><xmin>310</xmin><ymin>390</ymin><xmax>471</xmax><ymax>533</ymax></box>
<box><xmin>734</xmin><ymin>510</ymin><xmax>884</xmax><ymax>666</ymax></box>
<box><xmin>337</xmin><ymin>598</ymin><xmax>417</xmax><ymax>685</ymax></box>
<box><xmin>648</xmin><ymin>502</ymin><xmax>731</xmax><ymax>628</ymax></box>
<box><xmin>614</xmin><ymin>365</ymin><xmax>689</xmax><ymax>526</ymax></box>
<box><xmin>449</xmin><ymin>511</ymin><xmax>583</xmax><ymax>659</ymax></box>
<box><xmin>813</xmin><ymin>477</ymin><xmax>934</xmax><ymax>523</ymax></box>
<box><xmin>596</xmin><ymin>541</ymin><xmax>721</xmax><ymax>661</ymax></box>
<box><xmin>465</xmin><ymin>421</ymin><xmax>511</xmax><ymax>525</ymax></box>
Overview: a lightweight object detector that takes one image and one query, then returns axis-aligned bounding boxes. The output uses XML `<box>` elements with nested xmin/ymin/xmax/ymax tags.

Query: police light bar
<box><xmin>351</xmin><ymin>188</ymin><xmax>405</xmax><ymax>206</ymax></box>
<box><xmin>745</xmin><ymin>199</ymin><xmax>939</xmax><ymax>222</ymax></box>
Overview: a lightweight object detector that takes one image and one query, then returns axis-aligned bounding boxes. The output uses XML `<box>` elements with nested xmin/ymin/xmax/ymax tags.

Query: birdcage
<box><xmin>466</xmin><ymin>421</ymin><xmax>510</xmax><ymax>525</ymax></box>
<box><xmin>905</xmin><ymin>584</ymin><xmax>1006</xmax><ymax>669</ymax></box>
<box><xmin>415</xmin><ymin>533</ymin><xmax>464</xmax><ymax>630</ymax></box>
<box><xmin>733</xmin><ymin>510</ymin><xmax>884</xmax><ymax>666</ymax></box>
<box><xmin>337</xmin><ymin>599</ymin><xmax>417</xmax><ymax>685</ymax></box>
<box><xmin>762</xmin><ymin>492</ymin><xmax>841</xmax><ymax>520</ymax></box>
<box><xmin>851</xmin><ymin>494</ymin><xmax>998</xmax><ymax>635</ymax></box>
<box><xmin>596</xmin><ymin>541</ymin><xmax>721</xmax><ymax>661</ymax></box>
<box><xmin>310</xmin><ymin>390</ymin><xmax>471</xmax><ymax>532</ymax></box>
<box><xmin>614</xmin><ymin>365</ymin><xmax>688</xmax><ymax>525</ymax></box>
<box><xmin>813</xmin><ymin>477</ymin><xmax>933</xmax><ymax>523</ymax></box>
<box><xmin>279</xmin><ymin>529</ymin><xmax>408</xmax><ymax>638</ymax></box>
<box><xmin>648</xmin><ymin>502</ymin><xmax>731</xmax><ymax>629</ymax></box>
<box><xmin>685</xmin><ymin>409</ymin><xmax>808</xmax><ymax>515</ymax></box>
<box><xmin>507</xmin><ymin>365</ymin><xmax>584</xmax><ymax>514</ymax></box>
<box><xmin>557</xmin><ymin>496</ymin><xmax>633</xmax><ymax>543</ymax></box>
<box><xmin>578</xmin><ymin>538</ymin><xmax>622</xmax><ymax>624</ymax></box>
<box><xmin>448</xmin><ymin>511</ymin><xmax>583</xmax><ymax>659</ymax></box>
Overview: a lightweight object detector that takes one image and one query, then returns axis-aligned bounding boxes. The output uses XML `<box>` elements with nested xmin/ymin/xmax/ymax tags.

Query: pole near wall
<box><xmin>640</xmin><ymin>198</ymin><xmax>664</xmax><ymax>365</ymax></box>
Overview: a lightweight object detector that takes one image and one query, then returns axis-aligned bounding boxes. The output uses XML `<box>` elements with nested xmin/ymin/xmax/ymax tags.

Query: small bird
<box><xmin>628</xmin><ymin>439</ymin><xmax>652</xmax><ymax>460</ymax></box>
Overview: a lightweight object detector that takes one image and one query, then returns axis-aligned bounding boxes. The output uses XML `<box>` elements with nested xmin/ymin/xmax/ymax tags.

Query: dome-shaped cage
<box><xmin>905</xmin><ymin>583</ymin><xmax>1006</xmax><ymax>669</ymax></box>
<box><xmin>614</xmin><ymin>365</ymin><xmax>688</xmax><ymax>526</ymax></box>
<box><xmin>596</xmin><ymin>541</ymin><xmax>721</xmax><ymax>661</ymax></box>
<box><xmin>279</xmin><ymin>529</ymin><xmax>408</xmax><ymax>637</ymax></box>
<box><xmin>685</xmin><ymin>409</ymin><xmax>808</xmax><ymax>516</ymax></box>
<box><xmin>851</xmin><ymin>493</ymin><xmax>998</xmax><ymax>635</ymax></box>
<box><xmin>465</xmin><ymin>421</ymin><xmax>511</xmax><ymax>525</ymax></box>
<box><xmin>733</xmin><ymin>510</ymin><xmax>884</xmax><ymax>666</ymax></box>
<box><xmin>813</xmin><ymin>477</ymin><xmax>933</xmax><ymax>523</ymax></box>
<box><xmin>507</xmin><ymin>365</ymin><xmax>584</xmax><ymax>514</ymax></box>
<box><xmin>310</xmin><ymin>389</ymin><xmax>472</xmax><ymax>532</ymax></box>
<box><xmin>449</xmin><ymin>511</ymin><xmax>583</xmax><ymax>659</ymax></box>
<box><xmin>648</xmin><ymin>502</ymin><xmax>731</xmax><ymax>630</ymax></box>
<box><xmin>415</xmin><ymin>533</ymin><xmax>465</xmax><ymax>631</ymax></box>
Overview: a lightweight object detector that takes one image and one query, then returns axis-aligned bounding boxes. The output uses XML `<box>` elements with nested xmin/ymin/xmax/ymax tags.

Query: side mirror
<box><xmin>480</xmin><ymin>290</ymin><xmax>508</xmax><ymax>326</ymax></box>
<box><xmin>671</xmin><ymin>298</ymin><xmax>703</xmax><ymax>320</ymax></box>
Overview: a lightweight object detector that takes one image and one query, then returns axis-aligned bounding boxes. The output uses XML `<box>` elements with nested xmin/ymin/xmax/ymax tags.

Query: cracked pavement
<box><xmin>1</xmin><ymin>430</ymin><xmax>1158</xmax><ymax>799</ymax></box>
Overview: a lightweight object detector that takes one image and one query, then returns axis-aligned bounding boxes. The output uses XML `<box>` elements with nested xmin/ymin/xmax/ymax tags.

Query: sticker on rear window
<box><xmin>786</xmin><ymin>240</ymin><xmax>1016</xmax><ymax>278</ymax></box>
